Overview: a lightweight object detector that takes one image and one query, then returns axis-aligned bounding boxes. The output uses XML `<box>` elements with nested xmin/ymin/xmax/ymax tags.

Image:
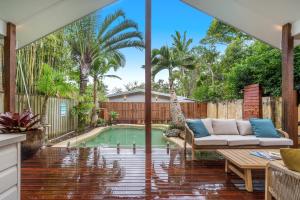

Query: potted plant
<box><xmin>0</xmin><ymin>110</ymin><xmax>43</xmax><ymax>159</ymax></box>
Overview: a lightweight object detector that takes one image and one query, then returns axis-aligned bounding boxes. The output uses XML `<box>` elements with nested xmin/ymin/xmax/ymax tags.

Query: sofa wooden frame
<box><xmin>184</xmin><ymin>124</ymin><xmax>291</xmax><ymax>160</ymax></box>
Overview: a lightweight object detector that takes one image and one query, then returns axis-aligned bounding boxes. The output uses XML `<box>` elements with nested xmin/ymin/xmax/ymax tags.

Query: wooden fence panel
<box><xmin>100</xmin><ymin>102</ymin><xmax>207</xmax><ymax>124</ymax></box>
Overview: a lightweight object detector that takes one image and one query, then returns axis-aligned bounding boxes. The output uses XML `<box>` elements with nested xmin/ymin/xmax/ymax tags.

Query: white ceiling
<box><xmin>0</xmin><ymin>0</ymin><xmax>116</xmax><ymax>48</ymax></box>
<box><xmin>182</xmin><ymin>0</ymin><xmax>300</xmax><ymax>48</ymax></box>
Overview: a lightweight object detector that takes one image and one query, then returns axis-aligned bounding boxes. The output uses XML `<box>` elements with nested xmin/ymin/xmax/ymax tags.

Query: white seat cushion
<box><xmin>194</xmin><ymin>135</ymin><xmax>227</xmax><ymax>146</ymax></box>
<box><xmin>258</xmin><ymin>138</ymin><xmax>293</xmax><ymax>146</ymax></box>
<box><xmin>201</xmin><ymin>118</ymin><xmax>214</xmax><ymax>135</ymax></box>
<box><xmin>226</xmin><ymin>135</ymin><xmax>260</xmax><ymax>146</ymax></box>
<box><xmin>236</xmin><ymin>120</ymin><xmax>253</xmax><ymax>135</ymax></box>
<box><xmin>212</xmin><ymin>119</ymin><xmax>239</xmax><ymax>135</ymax></box>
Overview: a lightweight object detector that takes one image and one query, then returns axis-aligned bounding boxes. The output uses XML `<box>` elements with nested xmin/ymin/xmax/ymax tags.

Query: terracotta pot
<box><xmin>21</xmin><ymin>129</ymin><xmax>44</xmax><ymax>160</ymax></box>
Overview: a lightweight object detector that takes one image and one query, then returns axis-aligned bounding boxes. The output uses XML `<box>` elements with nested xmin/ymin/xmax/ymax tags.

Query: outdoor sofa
<box><xmin>184</xmin><ymin>118</ymin><xmax>293</xmax><ymax>160</ymax></box>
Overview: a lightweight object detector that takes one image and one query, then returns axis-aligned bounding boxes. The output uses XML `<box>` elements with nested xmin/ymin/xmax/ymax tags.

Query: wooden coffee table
<box><xmin>217</xmin><ymin>149</ymin><xmax>281</xmax><ymax>192</ymax></box>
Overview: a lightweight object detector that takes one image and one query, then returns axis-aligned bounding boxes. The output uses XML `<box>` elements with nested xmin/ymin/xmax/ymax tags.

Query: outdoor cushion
<box><xmin>249</xmin><ymin>118</ymin><xmax>280</xmax><ymax>138</ymax></box>
<box><xmin>186</xmin><ymin>119</ymin><xmax>210</xmax><ymax>138</ymax></box>
<box><xmin>226</xmin><ymin>135</ymin><xmax>260</xmax><ymax>146</ymax></box>
<box><xmin>194</xmin><ymin>135</ymin><xmax>227</xmax><ymax>146</ymax></box>
<box><xmin>201</xmin><ymin>118</ymin><xmax>214</xmax><ymax>135</ymax></box>
<box><xmin>236</xmin><ymin>120</ymin><xmax>253</xmax><ymax>135</ymax></box>
<box><xmin>259</xmin><ymin>138</ymin><xmax>293</xmax><ymax>146</ymax></box>
<box><xmin>212</xmin><ymin>119</ymin><xmax>239</xmax><ymax>135</ymax></box>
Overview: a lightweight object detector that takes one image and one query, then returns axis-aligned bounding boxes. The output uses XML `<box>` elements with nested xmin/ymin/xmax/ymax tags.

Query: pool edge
<box><xmin>52</xmin><ymin>124</ymin><xmax>169</xmax><ymax>148</ymax></box>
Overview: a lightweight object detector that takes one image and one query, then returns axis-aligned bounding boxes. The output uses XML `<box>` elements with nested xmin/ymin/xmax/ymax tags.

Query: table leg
<box><xmin>244</xmin><ymin>169</ymin><xmax>253</xmax><ymax>192</ymax></box>
<box><xmin>265</xmin><ymin>164</ymin><xmax>272</xmax><ymax>200</ymax></box>
<box><xmin>225</xmin><ymin>160</ymin><xmax>230</xmax><ymax>173</ymax></box>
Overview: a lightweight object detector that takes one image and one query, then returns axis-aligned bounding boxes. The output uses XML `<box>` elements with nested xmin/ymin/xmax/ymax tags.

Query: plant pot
<box><xmin>21</xmin><ymin>129</ymin><xmax>44</xmax><ymax>160</ymax></box>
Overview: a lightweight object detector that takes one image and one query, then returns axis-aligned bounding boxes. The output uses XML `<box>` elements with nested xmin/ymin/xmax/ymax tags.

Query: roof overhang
<box><xmin>182</xmin><ymin>0</ymin><xmax>300</xmax><ymax>49</ymax></box>
<box><xmin>0</xmin><ymin>0</ymin><xmax>116</xmax><ymax>48</ymax></box>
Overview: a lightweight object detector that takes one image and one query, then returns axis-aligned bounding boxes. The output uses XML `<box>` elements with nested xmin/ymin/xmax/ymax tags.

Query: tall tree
<box><xmin>67</xmin><ymin>10</ymin><xmax>144</xmax><ymax>95</ymax></box>
<box><xmin>17</xmin><ymin>30</ymin><xmax>73</xmax><ymax>94</ymax></box>
<box><xmin>36</xmin><ymin>64</ymin><xmax>75</xmax><ymax>144</ymax></box>
<box><xmin>151</xmin><ymin>32</ymin><xmax>196</xmax><ymax>128</ymax></box>
<box><xmin>171</xmin><ymin>31</ymin><xmax>195</xmax><ymax>97</ymax></box>
<box><xmin>90</xmin><ymin>54</ymin><xmax>123</xmax><ymax>126</ymax></box>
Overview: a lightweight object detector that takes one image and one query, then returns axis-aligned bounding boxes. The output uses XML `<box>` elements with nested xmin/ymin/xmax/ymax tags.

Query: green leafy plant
<box><xmin>72</xmin><ymin>100</ymin><xmax>93</xmax><ymax>131</ymax></box>
<box><xmin>109</xmin><ymin>111</ymin><xmax>119</xmax><ymax>124</ymax></box>
<box><xmin>36</xmin><ymin>64</ymin><xmax>75</xmax><ymax>126</ymax></box>
<box><xmin>97</xmin><ymin>118</ymin><xmax>107</xmax><ymax>127</ymax></box>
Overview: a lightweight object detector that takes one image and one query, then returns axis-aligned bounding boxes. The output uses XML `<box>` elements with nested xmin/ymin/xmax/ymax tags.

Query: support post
<box><xmin>145</xmin><ymin>0</ymin><xmax>152</xmax><ymax>154</ymax></box>
<box><xmin>3</xmin><ymin>22</ymin><xmax>16</xmax><ymax>113</ymax></box>
<box><xmin>281</xmin><ymin>23</ymin><xmax>298</xmax><ymax>147</ymax></box>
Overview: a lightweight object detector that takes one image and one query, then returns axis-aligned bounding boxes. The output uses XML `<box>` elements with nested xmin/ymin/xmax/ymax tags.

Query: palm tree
<box><xmin>36</xmin><ymin>64</ymin><xmax>75</xmax><ymax>144</ymax></box>
<box><xmin>90</xmin><ymin>53</ymin><xmax>124</xmax><ymax>126</ymax></box>
<box><xmin>67</xmin><ymin>10</ymin><xmax>144</xmax><ymax>95</ymax></box>
<box><xmin>151</xmin><ymin>32</ymin><xmax>196</xmax><ymax>128</ymax></box>
<box><xmin>171</xmin><ymin>31</ymin><xmax>194</xmax><ymax>97</ymax></box>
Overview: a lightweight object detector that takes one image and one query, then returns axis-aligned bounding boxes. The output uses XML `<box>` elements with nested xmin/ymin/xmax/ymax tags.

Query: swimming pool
<box><xmin>75</xmin><ymin>127</ymin><xmax>173</xmax><ymax>148</ymax></box>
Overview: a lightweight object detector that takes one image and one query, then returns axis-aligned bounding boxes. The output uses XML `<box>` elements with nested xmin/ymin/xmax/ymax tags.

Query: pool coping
<box><xmin>52</xmin><ymin>124</ymin><xmax>170</xmax><ymax>148</ymax></box>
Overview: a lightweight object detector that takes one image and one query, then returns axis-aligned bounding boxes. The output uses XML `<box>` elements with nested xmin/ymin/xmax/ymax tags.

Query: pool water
<box><xmin>76</xmin><ymin>127</ymin><xmax>172</xmax><ymax>148</ymax></box>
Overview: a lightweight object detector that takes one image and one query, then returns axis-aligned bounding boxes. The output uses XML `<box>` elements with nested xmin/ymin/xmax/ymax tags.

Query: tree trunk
<box><xmin>169</xmin><ymin>80</ymin><xmax>186</xmax><ymax>129</ymax></box>
<box><xmin>40</xmin><ymin>95</ymin><xmax>49</xmax><ymax>126</ymax></box>
<box><xmin>78</xmin><ymin>55</ymin><xmax>92</xmax><ymax>128</ymax></box>
<box><xmin>91</xmin><ymin>76</ymin><xmax>98</xmax><ymax>127</ymax></box>
<box><xmin>79</xmin><ymin>61</ymin><xmax>90</xmax><ymax>95</ymax></box>
<box><xmin>40</xmin><ymin>95</ymin><xmax>49</xmax><ymax>146</ymax></box>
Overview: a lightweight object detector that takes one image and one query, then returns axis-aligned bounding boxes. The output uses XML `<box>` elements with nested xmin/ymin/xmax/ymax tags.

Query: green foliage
<box><xmin>110</xmin><ymin>111</ymin><xmax>119</xmax><ymax>121</ymax></box>
<box><xmin>109</xmin><ymin>111</ymin><xmax>119</xmax><ymax>125</ymax></box>
<box><xmin>225</xmin><ymin>41</ymin><xmax>282</xmax><ymax>98</ymax></box>
<box><xmin>36</xmin><ymin>64</ymin><xmax>75</xmax><ymax>97</ymax></box>
<box><xmin>72</xmin><ymin>99</ymin><xmax>94</xmax><ymax>130</ymax></box>
<box><xmin>17</xmin><ymin>30</ymin><xmax>74</xmax><ymax>94</ymax></box>
<box><xmin>190</xmin><ymin>19</ymin><xmax>300</xmax><ymax>101</ymax></box>
<box><xmin>201</xmin><ymin>19</ymin><xmax>251</xmax><ymax>45</ymax></box>
<box><xmin>67</xmin><ymin>10</ymin><xmax>144</xmax><ymax>94</ymax></box>
<box><xmin>151</xmin><ymin>31</ymin><xmax>197</xmax><ymax>92</ymax></box>
<box><xmin>97</xmin><ymin>118</ymin><xmax>107</xmax><ymax>127</ymax></box>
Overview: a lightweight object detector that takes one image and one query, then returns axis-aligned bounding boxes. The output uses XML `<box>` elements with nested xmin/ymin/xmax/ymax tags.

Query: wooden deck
<box><xmin>21</xmin><ymin>147</ymin><xmax>265</xmax><ymax>199</ymax></box>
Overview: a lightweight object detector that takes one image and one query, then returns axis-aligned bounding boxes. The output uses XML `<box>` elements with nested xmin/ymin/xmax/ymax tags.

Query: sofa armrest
<box><xmin>277</xmin><ymin>129</ymin><xmax>289</xmax><ymax>138</ymax></box>
<box><xmin>185</xmin><ymin>124</ymin><xmax>194</xmax><ymax>146</ymax></box>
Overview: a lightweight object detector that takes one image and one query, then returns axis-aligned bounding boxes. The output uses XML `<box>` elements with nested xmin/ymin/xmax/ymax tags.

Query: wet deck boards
<box><xmin>21</xmin><ymin>147</ymin><xmax>264</xmax><ymax>199</ymax></box>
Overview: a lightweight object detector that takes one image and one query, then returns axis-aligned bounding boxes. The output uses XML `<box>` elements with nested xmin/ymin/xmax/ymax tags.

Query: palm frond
<box><xmin>97</xmin><ymin>10</ymin><xmax>125</xmax><ymax>39</ymax></box>
<box><xmin>107</xmin><ymin>40</ymin><xmax>145</xmax><ymax>51</ymax></box>
<box><xmin>100</xmin><ymin>20</ymin><xmax>139</xmax><ymax>44</ymax></box>
<box><xmin>103</xmin><ymin>32</ymin><xmax>143</xmax><ymax>49</ymax></box>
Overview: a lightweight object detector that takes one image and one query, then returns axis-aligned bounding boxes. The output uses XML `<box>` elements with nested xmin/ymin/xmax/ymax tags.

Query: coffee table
<box><xmin>217</xmin><ymin>149</ymin><xmax>280</xmax><ymax>192</ymax></box>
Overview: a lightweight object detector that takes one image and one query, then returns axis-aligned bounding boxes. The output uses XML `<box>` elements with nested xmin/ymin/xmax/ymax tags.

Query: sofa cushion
<box><xmin>236</xmin><ymin>120</ymin><xmax>253</xmax><ymax>135</ymax></box>
<box><xmin>194</xmin><ymin>135</ymin><xmax>227</xmax><ymax>146</ymax></box>
<box><xmin>212</xmin><ymin>119</ymin><xmax>239</xmax><ymax>135</ymax></box>
<box><xmin>259</xmin><ymin>138</ymin><xmax>293</xmax><ymax>146</ymax></box>
<box><xmin>226</xmin><ymin>135</ymin><xmax>260</xmax><ymax>146</ymax></box>
<box><xmin>249</xmin><ymin>118</ymin><xmax>280</xmax><ymax>138</ymax></box>
<box><xmin>201</xmin><ymin>118</ymin><xmax>214</xmax><ymax>135</ymax></box>
<box><xmin>186</xmin><ymin>119</ymin><xmax>210</xmax><ymax>138</ymax></box>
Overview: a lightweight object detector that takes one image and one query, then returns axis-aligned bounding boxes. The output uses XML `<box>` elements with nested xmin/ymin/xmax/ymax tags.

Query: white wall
<box><xmin>0</xmin><ymin>19</ymin><xmax>6</xmax><ymax>36</ymax></box>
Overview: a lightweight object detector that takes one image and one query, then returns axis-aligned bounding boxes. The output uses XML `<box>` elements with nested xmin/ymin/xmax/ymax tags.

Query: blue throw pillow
<box><xmin>249</xmin><ymin>118</ymin><xmax>280</xmax><ymax>138</ymax></box>
<box><xmin>186</xmin><ymin>119</ymin><xmax>210</xmax><ymax>138</ymax></box>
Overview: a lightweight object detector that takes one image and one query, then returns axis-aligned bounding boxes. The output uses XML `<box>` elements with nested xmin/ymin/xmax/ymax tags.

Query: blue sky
<box><xmin>99</xmin><ymin>0</ymin><xmax>213</xmax><ymax>93</ymax></box>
